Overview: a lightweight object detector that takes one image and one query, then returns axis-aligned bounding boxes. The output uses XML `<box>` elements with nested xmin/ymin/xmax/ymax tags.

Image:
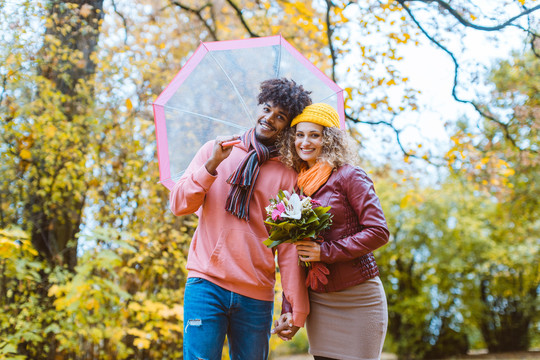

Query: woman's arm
<box><xmin>320</xmin><ymin>167</ymin><xmax>390</xmax><ymax>263</ymax></box>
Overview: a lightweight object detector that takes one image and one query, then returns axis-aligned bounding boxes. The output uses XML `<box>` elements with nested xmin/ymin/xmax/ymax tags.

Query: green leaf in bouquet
<box><xmin>283</xmin><ymin>222</ymin><xmax>298</xmax><ymax>231</ymax></box>
<box><xmin>269</xmin><ymin>228</ymin><xmax>289</xmax><ymax>240</ymax></box>
<box><xmin>304</xmin><ymin>212</ymin><xmax>318</xmax><ymax>224</ymax></box>
<box><xmin>320</xmin><ymin>214</ymin><xmax>332</xmax><ymax>224</ymax></box>
<box><xmin>263</xmin><ymin>238</ymin><xmax>282</xmax><ymax>248</ymax></box>
<box><xmin>274</xmin><ymin>222</ymin><xmax>290</xmax><ymax>229</ymax></box>
<box><xmin>313</xmin><ymin>206</ymin><xmax>331</xmax><ymax>216</ymax></box>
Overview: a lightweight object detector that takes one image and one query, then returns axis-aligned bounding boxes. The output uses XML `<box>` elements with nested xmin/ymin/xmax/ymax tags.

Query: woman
<box><xmin>274</xmin><ymin>103</ymin><xmax>390</xmax><ymax>360</ymax></box>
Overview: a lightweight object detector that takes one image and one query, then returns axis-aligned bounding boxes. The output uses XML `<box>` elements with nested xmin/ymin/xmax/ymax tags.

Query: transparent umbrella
<box><xmin>153</xmin><ymin>34</ymin><xmax>344</xmax><ymax>190</ymax></box>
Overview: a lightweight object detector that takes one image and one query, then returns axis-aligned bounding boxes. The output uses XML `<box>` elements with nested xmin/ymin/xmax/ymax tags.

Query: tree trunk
<box><xmin>29</xmin><ymin>0</ymin><xmax>104</xmax><ymax>269</ymax></box>
<box><xmin>479</xmin><ymin>278</ymin><xmax>534</xmax><ymax>352</ymax></box>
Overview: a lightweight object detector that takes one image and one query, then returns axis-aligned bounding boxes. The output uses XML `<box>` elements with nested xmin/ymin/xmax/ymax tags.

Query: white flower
<box><xmin>301</xmin><ymin>197</ymin><xmax>312</xmax><ymax>213</ymax></box>
<box><xmin>280</xmin><ymin>193</ymin><xmax>302</xmax><ymax>220</ymax></box>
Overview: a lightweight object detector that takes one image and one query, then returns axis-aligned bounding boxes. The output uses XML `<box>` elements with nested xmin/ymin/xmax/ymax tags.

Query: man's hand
<box><xmin>271</xmin><ymin>313</ymin><xmax>300</xmax><ymax>341</ymax></box>
<box><xmin>205</xmin><ymin>135</ymin><xmax>240</xmax><ymax>175</ymax></box>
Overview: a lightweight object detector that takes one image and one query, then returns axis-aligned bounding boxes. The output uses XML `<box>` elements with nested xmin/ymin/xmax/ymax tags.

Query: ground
<box><xmin>273</xmin><ymin>350</ymin><xmax>540</xmax><ymax>360</ymax></box>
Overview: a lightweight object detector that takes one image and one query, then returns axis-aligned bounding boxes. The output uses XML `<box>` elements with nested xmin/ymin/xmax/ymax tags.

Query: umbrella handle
<box><xmin>221</xmin><ymin>139</ymin><xmax>241</xmax><ymax>147</ymax></box>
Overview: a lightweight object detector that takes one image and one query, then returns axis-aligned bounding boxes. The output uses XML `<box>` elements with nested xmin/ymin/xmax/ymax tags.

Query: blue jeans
<box><xmin>183</xmin><ymin>277</ymin><xmax>273</xmax><ymax>360</ymax></box>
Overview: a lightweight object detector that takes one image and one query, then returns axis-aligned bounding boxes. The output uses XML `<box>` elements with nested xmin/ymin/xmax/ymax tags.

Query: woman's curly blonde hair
<box><xmin>278</xmin><ymin>125</ymin><xmax>359</xmax><ymax>172</ymax></box>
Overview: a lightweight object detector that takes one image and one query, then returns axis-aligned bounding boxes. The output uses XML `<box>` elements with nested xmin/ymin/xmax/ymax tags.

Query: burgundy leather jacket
<box><xmin>283</xmin><ymin>164</ymin><xmax>389</xmax><ymax>311</ymax></box>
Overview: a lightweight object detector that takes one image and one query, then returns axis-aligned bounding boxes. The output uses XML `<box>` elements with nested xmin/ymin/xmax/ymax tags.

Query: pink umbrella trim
<box><xmin>153</xmin><ymin>34</ymin><xmax>345</xmax><ymax>190</ymax></box>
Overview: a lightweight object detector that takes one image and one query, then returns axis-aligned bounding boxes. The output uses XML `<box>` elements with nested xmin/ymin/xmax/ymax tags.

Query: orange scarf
<box><xmin>297</xmin><ymin>162</ymin><xmax>334</xmax><ymax>196</ymax></box>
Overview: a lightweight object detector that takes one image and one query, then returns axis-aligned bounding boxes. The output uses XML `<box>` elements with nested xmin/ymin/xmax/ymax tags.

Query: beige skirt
<box><xmin>306</xmin><ymin>276</ymin><xmax>388</xmax><ymax>360</ymax></box>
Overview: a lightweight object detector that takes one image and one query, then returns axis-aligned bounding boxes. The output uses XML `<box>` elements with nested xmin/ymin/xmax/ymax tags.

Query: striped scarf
<box><xmin>225</xmin><ymin>128</ymin><xmax>278</xmax><ymax>220</ymax></box>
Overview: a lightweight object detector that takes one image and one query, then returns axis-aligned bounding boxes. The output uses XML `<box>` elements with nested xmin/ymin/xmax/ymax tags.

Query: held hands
<box><xmin>271</xmin><ymin>313</ymin><xmax>300</xmax><ymax>341</ymax></box>
<box><xmin>205</xmin><ymin>135</ymin><xmax>240</xmax><ymax>175</ymax></box>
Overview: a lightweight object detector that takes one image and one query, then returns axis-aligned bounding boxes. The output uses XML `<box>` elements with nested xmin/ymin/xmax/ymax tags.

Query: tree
<box><xmin>446</xmin><ymin>50</ymin><xmax>539</xmax><ymax>352</ymax></box>
<box><xmin>375</xmin><ymin>168</ymin><xmax>482</xmax><ymax>359</ymax></box>
<box><xmin>1</xmin><ymin>0</ymin><xmax>539</xmax><ymax>358</ymax></box>
<box><xmin>0</xmin><ymin>1</ymin><xmax>192</xmax><ymax>357</ymax></box>
<box><xmin>1</xmin><ymin>1</ymin><xmax>104</xmax><ymax>270</ymax></box>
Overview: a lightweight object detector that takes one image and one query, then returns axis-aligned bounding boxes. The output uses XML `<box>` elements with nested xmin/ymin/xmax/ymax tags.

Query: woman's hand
<box><xmin>295</xmin><ymin>240</ymin><xmax>321</xmax><ymax>262</ymax></box>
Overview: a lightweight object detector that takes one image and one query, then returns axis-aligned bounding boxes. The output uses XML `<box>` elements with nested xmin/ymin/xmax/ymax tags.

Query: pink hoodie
<box><xmin>169</xmin><ymin>140</ymin><xmax>309</xmax><ymax>327</ymax></box>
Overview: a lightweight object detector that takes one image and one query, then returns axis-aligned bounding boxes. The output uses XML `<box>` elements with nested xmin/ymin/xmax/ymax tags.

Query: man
<box><xmin>169</xmin><ymin>78</ymin><xmax>312</xmax><ymax>360</ymax></box>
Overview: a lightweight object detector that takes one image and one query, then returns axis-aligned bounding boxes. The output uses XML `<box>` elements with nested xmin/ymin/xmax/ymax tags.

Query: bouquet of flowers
<box><xmin>263</xmin><ymin>190</ymin><xmax>332</xmax><ymax>249</ymax></box>
<box><xmin>263</xmin><ymin>190</ymin><xmax>333</xmax><ymax>288</ymax></box>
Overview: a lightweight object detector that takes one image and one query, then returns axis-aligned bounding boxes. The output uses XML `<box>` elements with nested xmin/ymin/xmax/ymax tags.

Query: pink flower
<box><xmin>310</xmin><ymin>199</ymin><xmax>322</xmax><ymax>207</ymax></box>
<box><xmin>272</xmin><ymin>202</ymin><xmax>286</xmax><ymax>221</ymax></box>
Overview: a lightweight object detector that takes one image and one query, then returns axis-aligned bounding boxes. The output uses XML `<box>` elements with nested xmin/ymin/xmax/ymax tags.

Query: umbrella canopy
<box><xmin>153</xmin><ymin>34</ymin><xmax>344</xmax><ymax>190</ymax></box>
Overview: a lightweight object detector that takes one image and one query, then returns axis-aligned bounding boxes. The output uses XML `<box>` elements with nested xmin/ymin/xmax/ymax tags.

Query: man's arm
<box><xmin>169</xmin><ymin>136</ymin><xmax>237</xmax><ymax>216</ymax></box>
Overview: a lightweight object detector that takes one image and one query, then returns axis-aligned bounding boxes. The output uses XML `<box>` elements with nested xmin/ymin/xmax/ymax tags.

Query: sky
<box><xmin>353</xmin><ymin>12</ymin><xmax>534</xmax><ymax>176</ymax></box>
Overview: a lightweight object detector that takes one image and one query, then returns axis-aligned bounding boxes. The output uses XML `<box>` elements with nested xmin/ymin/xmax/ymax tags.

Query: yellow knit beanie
<box><xmin>290</xmin><ymin>103</ymin><xmax>340</xmax><ymax>128</ymax></box>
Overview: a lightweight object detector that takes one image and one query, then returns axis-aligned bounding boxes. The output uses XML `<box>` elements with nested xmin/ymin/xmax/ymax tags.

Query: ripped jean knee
<box><xmin>184</xmin><ymin>318</ymin><xmax>202</xmax><ymax>333</ymax></box>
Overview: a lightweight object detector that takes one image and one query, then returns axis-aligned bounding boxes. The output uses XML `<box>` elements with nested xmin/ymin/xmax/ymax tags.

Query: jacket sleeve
<box><xmin>281</xmin><ymin>291</ymin><xmax>293</xmax><ymax>315</ymax></box>
<box><xmin>169</xmin><ymin>141</ymin><xmax>217</xmax><ymax>216</ymax></box>
<box><xmin>320</xmin><ymin>167</ymin><xmax>390</xmax><ymax>264</ymax></box>
<box><xmin>277</xmin><ymin>242</ymin><xmax>309</xmax><ymax>327</ymax></box>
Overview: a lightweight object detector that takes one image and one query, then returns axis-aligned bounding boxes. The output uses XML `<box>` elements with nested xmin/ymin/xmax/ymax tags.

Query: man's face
<box><xmin>254</xmin><ymin>102</ymin><xmax>290</xmax><ymax>146</ymax></box>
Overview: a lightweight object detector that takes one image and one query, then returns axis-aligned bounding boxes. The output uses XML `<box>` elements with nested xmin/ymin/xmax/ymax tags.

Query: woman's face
<box><xmin>295</xmin><ymin>122</ymin><xmax>324</xmax><ymax>168</ymax></box>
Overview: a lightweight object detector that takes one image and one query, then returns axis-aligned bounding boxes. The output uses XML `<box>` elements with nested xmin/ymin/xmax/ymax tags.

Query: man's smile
<box><xmin>259</xmin><ymin>121</ymin><xmax>275</xmax><ymax>131</ymax></box>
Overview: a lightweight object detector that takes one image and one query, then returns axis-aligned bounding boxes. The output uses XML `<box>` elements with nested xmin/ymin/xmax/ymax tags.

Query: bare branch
<box><xmin>532</xmin><ymin>34</ymin><xmax>540</xmax><ymax>58</ymax></box>
<box><xmin>347</xmin><ymin>113</ymin><xmax>442</xmax><ymax>163</ymax></box>
<box><xmin>397</xmin><ymin>0</ymin><xmax>534</xmax><ymax>153</ymax></box>
<box><xmin>0</xmin><ymin>73</ymin><xmax>7</xmax><ymax>105</ymax></box>
<box><xmin>111</xmin><ymin>0</ymin><xmax>128</xmax><ymax>45</ymax></box>
<box><xmin>225</xmin><ymin>0</ymin><xmax>261</xmax><ymax>38</ymax></box>
<box><xmin>402</xmin><ymin>0</ymin><xmax>540</xmax><ymax>55</ymax></box>
<box><xmin>404</xmin><ymin>0</ymin><xmax>540</xmax><ymax>32</ymax></box>
<box><xmin>170</xmin><ymin>1</ymin><xmax>218</xmax><ymax>41</ymax></box>
<box><xmin>324</xmin><ymin>0</ymin><xmax>337</xmax><ymax>82</ymax></box>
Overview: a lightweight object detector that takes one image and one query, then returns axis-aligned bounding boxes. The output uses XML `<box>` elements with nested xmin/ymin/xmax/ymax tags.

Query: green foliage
<box><xmin>1</xmin><ymin>3</ymin><xmax>192</xmax><ymax>356</ymax></box>
<box><xmin>374</xmin><ymin>172</ymin><xmax>475</xmax><ymax>359</ymax></box>
<box><xmin>446</xmin><ymin>51</ymin><xmax>540</xmax><ymax>353</ymax></box>
<box><xmin>0</xmin><ymin>228</ymin><xmax>48</xmax><ymax>359</ymax></box>
<box><xmin>0</xmin><ymin>226</ymin><xmax>189</xmax><ymax>359</ymax></box>
<box><xmin>271</xmin><ymin>328</ymin><xmax>310</xmax><ymax>358</ymax></box>
<box><xmin>1</xmin><ymin>0</ymin><xmax>538</xmax><ymax>358</ymax></box>
<box><xmin>373</xmin><ymin>158</ymin><xmax>538</xmax><ymax>358</ymax></box>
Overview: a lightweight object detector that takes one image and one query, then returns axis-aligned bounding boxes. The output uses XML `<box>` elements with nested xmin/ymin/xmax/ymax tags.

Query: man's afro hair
<box><xmin>257</xmin><ymin>78</ymin><xmax>312</xmax><ymax>121</ymax></box>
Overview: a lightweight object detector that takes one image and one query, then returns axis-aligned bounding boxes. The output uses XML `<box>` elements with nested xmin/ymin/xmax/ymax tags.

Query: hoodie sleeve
<box><xmin>169</xmin><ymin>141</ymin><xmax>217</xmax><ymax>216</ymax></box>
<box><xmin>277</xmin><ymin>242</ymin><xmax>309</xmax><ymax>327</ymax></box>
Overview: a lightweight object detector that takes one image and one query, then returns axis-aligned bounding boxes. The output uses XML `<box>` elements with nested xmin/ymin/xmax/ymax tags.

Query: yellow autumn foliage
<box><xmin>1</xmin><ymin>1</ymin><xmax>538</xmax><ymax>359</ymax></box>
